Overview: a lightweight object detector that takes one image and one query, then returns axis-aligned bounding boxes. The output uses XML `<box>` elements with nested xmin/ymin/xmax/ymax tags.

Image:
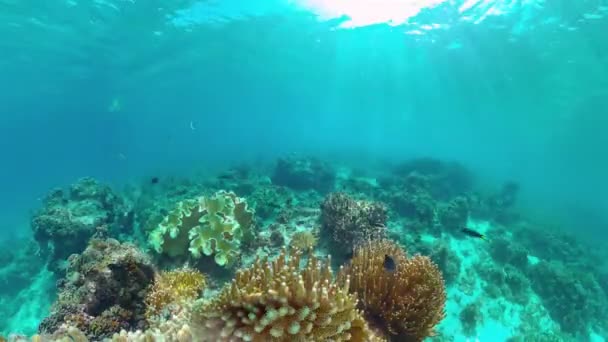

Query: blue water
<box><xmin>1</xmin><ymin>0</ymin><xmax>607</xmax><ymax>340</ymax></box>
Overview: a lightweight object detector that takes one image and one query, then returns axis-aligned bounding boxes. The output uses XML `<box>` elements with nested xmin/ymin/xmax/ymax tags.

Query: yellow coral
<box><xmin>338</xmin><ymin>240</ymin><xmax>446</xmax><ymax>341</ymax></box>
<box><xmin>191</xmin><ymin>249</ymin><xmax>384</xmax><ymax>342</ymax></box>
<box><xmin>148</xmin><ymin>190</ymin><xmax>254</xmax><ymax>266</ymax></box>
<box><xmin>289</xmin><ymin>231</ymin><xmax>318</xmax><ymax>251</ymax></box>
<box><xmin>145</xmin><ymin>269</ymin><xmax>206</xmax><ymax>319</ymax></box>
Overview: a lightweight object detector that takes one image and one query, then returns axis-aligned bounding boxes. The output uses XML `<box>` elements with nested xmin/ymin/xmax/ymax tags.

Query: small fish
<box><xmin>150</xmin><ymin>177</ymin><xmax>159</xmax><ymax>184</ymax></box>
<box><xmin>383</xmin><ymin>254</ymin><xmax>396</xmax><ymax>272</ymax></box>
<box><xmin>218</xmin><ymin>173</ymin><xmax>235</xmax><ymax>180</ymax></box>
<box><xmin>461</xmin><ymin>227</ymin><xmax>487</xmax><ymax>241</ymax></box>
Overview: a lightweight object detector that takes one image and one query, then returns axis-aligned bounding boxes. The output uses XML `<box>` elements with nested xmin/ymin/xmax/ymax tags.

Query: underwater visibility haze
<box><xmin>1</xmin><ymin>0</ymin><xmax>607</xmax><ymax>341</ymax></box>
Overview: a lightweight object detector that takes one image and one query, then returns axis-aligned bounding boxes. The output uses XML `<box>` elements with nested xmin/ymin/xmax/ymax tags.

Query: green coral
<box><xmin>148</xmin><ymin>190</ymin><xmax>254</xmax><ymax>266</ymax></box>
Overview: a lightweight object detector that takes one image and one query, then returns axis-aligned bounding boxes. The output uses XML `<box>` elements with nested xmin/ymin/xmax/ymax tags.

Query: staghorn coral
<box><xmin>320</xmin><ymin>192</ymin><xmax>387</xmax><ymax>252</ymax></box>
<box><xmin>338</xmin><ymin>240</ymin><xmax>446</xmax><ymax>341</ymax></box>
<box><xmin>145</xmin><ymin>269</ymin><xmax>206</xmax><ymax>319</ymax></box>
<box><xmin>191</xmin><ymin>248</ymin><xmax>384</xmax><ymax>342</ymax></box>
<box><xmin>148</xmin><ymin>190</ymin><xmax>254</xmax><ymax>266</ymax></box>
<box><xmin>289</xmin><ymin>231</ymin><xmax>318</xmax><ymax>251</ymax></box>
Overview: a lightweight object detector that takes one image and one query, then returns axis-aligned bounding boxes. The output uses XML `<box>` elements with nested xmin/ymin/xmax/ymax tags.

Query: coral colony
<box><xmin>1</xmin><ymin>155</ymin><xmax>607</xmax><ymax>341</ymax></box>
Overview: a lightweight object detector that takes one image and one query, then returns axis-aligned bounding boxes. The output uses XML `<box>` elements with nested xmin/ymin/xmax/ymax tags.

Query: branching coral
<box><xmin>148</xmin><ymin>190</ymin><xmax>254</xmax><ymax>266</ymax></box>
<box><xmin>338</xmin><ymin>240</ymin><xmax>446</xmax><ymax>341</ymax></box>
<box><xmin>191</xmin><ymin>248</ymin><xmax>383</xmax><ymax>342</ymax></box>
<box><xmin>145</xmin><ymin>269</ymin><xmax>206</xmax><ymax>319</ymax></box>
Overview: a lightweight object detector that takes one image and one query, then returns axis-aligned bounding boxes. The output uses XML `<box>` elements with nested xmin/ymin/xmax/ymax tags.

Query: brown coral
<box><xmin>320</xmin><ymin>192</ymin><xmax>387</xmax><ymax>251</ymax></box>
<box><xmin>191</xmin><ymin>249</ymin><xmax>384</xmax><ymax>342</ymax></box>
<box><xmin>338</xmin><ymin>240</ymin><xmax>446</xmax><ymax>341</ymax></box>
<box><xmin>289</xmin><ymin>231</ymin><xmax>318</xmax><ymax>251</ymax></box>
<box><xmin>145</xmin><ymin>268</ymin><xmax>206</xmax><ymax>319</ymax></box>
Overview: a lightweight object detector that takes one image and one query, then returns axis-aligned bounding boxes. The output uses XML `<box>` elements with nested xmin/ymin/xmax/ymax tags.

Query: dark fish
<box><xmin>461</xmin><ymin>227</ymin><xmax>487</xmax><ymax>240</ymax></box>
<box><xmin>150</xmin><ymin>177</ymin><xmax>159</xmax><ymax>184</ymax></box>
<box><xmin>218</xmin><ymin>173</ymin><xmax>235</xmax><ymax>180</ymax></box>
<box><xmin>383</xmin><ymin>254</ymin><xmax>396</xmax><ymax>272</ymax></box>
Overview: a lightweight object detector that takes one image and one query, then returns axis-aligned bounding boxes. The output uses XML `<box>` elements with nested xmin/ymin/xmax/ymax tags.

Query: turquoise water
<box><xmin>1</xmin><ymin>0</ymin><xmax>607</xmax><ymax>341</ymax></box>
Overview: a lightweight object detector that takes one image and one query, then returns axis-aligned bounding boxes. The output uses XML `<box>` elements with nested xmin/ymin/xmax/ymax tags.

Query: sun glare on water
<box><xmin>298</xmin><ymin>0</ymin><xmax>449</xmax><ymax>27</ymax></box>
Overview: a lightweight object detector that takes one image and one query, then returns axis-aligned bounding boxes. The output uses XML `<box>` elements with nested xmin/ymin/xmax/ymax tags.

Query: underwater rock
<box><xmin>38</xmin><ymin>238</ymin><xmax>156</xmax><ymax>340</ymax></box>
<box><xmin>31</xmin><ymin>177</ymin><xmax>133</xmax><ymax>272</ymax></box>
<box><xmin>271</xmin><ymin>155</ymin><xmax>336</xmax><ymax>193</ymax></box>
<box><xmin>392</xmin><ymin>158</ymin><xmax>474</xmax><ymax>200</ymax></box>
<box><xmin>320</xmin><ymin>192</ymin><xmax>387</xmax><ymax>252</ymax></box>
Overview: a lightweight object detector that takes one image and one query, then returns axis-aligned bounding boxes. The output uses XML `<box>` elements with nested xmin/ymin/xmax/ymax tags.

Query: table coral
<box><xmin>148</xmin><ymin>190</ymin><xmax>254</xmax><ymax>267</ymax></box>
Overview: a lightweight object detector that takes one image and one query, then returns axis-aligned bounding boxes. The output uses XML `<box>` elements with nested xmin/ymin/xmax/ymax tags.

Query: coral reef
<box><xmin>338</xmin><ymin>240</ymin><xmax>446</xmax><ymax>341</ymax></box>
<box><xmin>489</xmin><ymin>237</ymin><xmax>529</xmax><ymax>270</ymax></box>
<box><xmin>289</xmin><ymin>230</ymin><xmax>318</xmax><ymax>251</ymax></box>
<box><xmin>526</xmin><ymin>260</ymin><xmax>607</xmax><ymax>336</ymax></box>
<box><xmin>39</xmin><ymin>238</ymin><xmax>155</xmax><ymax>340</ymax></box>
<box><xmin>391</xmin><ymin>158</ymin><xmax>473</xmax><ymax>200</ymax></box>
<box><xmin>459</xmin><ymin>302</ymin><xmax>482</xmax><ymax>336</ymax></box>
<box><xmin>191</xmin><ymin>248</ymin><xmax>381</xmax><ymax>341</ymax></box>
<box><xmin>416</xmin><ymin>240</ymin><xmax>460</xmax><ymax>285</ymax></box>
<box><xmin>247</xmin><ymin>184</ymin><xmax>294</xmax><ymax>222</ymax></box>
<box><xmin>479</xmin><ymin>263</ymin><xmax>530</xmax><ymax>305</ymax></box>
<box><xmin>31</xmin><ymin>177</ymin><xmax>132</xmax><ymax>271</ymax></box>
<box><xmin>4</xmin><ymin>156</ymin><xmax>608</xmax><ymax>341</ymax></box>
<box><xmin>320</xmin><ymin>192</ymin><xmax>387</xmax><ymax>251</ymax></box>
<box><xmin>437</xmin><ymin>196</ymin><xmax>469</xmax><ymax>231</ymax></box>
<box><xmin>379</xmin><ymin>173</ymin><xmax>436</xmax><ymax>233</ymax></box>
<box><xmin>272</xmin><ymin>154</ymin><xmax>336</xmax><ymax>193</ymax></box>
<box><xmin>148</xmin><ymin>190</ymin><xmax>254</xmax><ymax>266</ymax></box>
<box><xmin>483</xmin><ymin>181</ymin><xmax>520</xmax><ymax>224</ymax></box>
<box><xmin>145</xmin><ymin>268</ymin><xmax>206</xmax><ymax>320</ymax></box>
